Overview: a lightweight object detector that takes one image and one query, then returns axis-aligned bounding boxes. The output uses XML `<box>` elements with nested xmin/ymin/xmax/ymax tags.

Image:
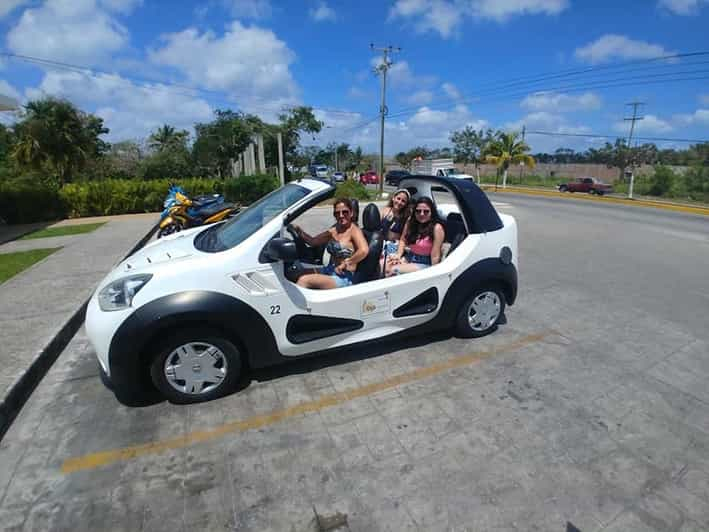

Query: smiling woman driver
<box><xmin>291</xmin><ymin>198</ymin><xmax>369</xmax><ymax>289</ymax></box>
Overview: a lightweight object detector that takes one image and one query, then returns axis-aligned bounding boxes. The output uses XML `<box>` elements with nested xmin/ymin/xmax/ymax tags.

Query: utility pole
<box><xmin>624</xmin><ymin>102</ymin><xmax>644</xmax><ymax>199</ymax></box>
<box><xmin>519</xmin><ymin>125</ymin><xmax>526</xmax><ymax>186</ymax></box>
<box><xmin>371</xmin><ymin>43</ymin><xmax>400</xmax><ymax>197</ymax></box>
<box><xmin>277</xmin><ymin>132</ymin><xmax>285</xmax><ymax>186</ymax></box>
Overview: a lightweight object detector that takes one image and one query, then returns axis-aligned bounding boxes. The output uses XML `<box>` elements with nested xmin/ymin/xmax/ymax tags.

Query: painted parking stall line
<box><xmin>61</xmin><ymin>330</ymin><xmax>552</xmax><ymax>474</ymax></box>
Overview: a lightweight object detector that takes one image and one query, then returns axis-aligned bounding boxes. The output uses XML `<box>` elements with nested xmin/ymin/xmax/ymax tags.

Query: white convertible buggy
<box><xmin>86</xmin><ymin>176</ymin><xmax>518</xmax><ymax>404</ymax></box>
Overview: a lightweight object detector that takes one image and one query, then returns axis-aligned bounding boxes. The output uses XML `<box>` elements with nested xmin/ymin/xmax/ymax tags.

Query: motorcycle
<box><xmin>158</xmin><ymin>191</ymin><xmax>239</xmax><ymax>238</ymax></box>
<box><xmin>160</xmin><ymin>184</ymin><xmax>224</xmax><ymax>222</ymax></box>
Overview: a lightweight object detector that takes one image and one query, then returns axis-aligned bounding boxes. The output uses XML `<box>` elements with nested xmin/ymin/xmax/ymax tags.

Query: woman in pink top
<box><xmin>385</xmin><ymin>196</ymin><xmax>445</xmax><ymax>277</ymax></box>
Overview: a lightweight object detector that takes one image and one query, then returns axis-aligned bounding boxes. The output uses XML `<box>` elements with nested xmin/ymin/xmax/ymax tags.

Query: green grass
<box><xmin>0</xmin><ymin>247</ymin><xmax>62</xmax><ymax>284</ymax></box>
<box><xmin>20</xmin><ymin>222</ymin><xmax>106</xmax><ymax>240</ymax></box>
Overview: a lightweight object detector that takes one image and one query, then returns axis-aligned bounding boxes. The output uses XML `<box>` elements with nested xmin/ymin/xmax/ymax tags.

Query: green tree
<box><xmin>12</xmin><ymin>97</ymin><xmax>109</xmax><ymax>186</ymax></box>
<box><xmin>148</xmin><ymin>124</ymin><xmax>189</xmax><ymax>152</ymax></box>
<box><xmin>193</xmin><ymin>110</ymin><xmax>261</xmax><ymax>178</ymax></box>
<box><xmin>450</xmin><ymin>127</ymin><xmax>494</xmax><ymax>181</ymax></box>
<box><xmin>484</xmin><ymin>131</ymin><xmax>535</xmax><ymax>188</ymax></box>
<box><xmin>275</xmin><ymin>106</ymin><xmax>322</xmax><ymax>178</ymax></box>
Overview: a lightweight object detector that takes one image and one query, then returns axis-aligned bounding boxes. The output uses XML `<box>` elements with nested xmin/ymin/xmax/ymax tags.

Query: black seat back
<box><xmin>445</xmin><ymin>212</ymin><xmax>467</xmax><ymax>255</ymax></box>
<box><xmin>353</xmin><ymin>203</ymin><xmax>383</xmax><ymax>284</ymax></box>
<box><xmin>351</xmin><ymin>199</ymin><xmax>359</xmax><ymax>224</ymax></box>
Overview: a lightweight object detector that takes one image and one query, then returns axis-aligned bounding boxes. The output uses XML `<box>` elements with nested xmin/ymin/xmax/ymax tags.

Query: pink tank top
<box><xmin>409</xmin><ymin>235</ymin><xmax>433</xmax><ymax>256</ymax></box>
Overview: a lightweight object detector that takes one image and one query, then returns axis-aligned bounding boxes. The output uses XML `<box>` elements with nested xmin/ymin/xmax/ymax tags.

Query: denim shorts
<box><xmin>382</xmin><ymin>240</ymin><xmax>399</xmax><ymax>255</ymax></box>
<box><xmin>406</xmin><ymin>252</ymin><xmax>432</xmax><ymax>266</ymax></box>
<box><xmin>320</xmin><ymin>264</ymin><xmax>354</xmax><ymax>287</ymax></box>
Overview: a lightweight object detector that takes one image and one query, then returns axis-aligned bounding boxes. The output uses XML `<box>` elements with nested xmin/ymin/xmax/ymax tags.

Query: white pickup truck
<box><xmin>411</xmin><ymin>158</ymin><xmax>475</xmax><ymax>181</ymax></box>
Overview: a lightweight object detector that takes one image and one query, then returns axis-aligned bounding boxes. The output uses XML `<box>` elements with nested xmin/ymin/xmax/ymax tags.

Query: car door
<box><xmin>267</xmin><ymin>237</ymin><xmax>470</xmax><ymax>357</ymax></box>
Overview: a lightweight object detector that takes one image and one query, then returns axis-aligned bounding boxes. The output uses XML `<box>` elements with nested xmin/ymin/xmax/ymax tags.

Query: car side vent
<box><xmin>232</xmin><ymin>271</ymin><xmax>280</xmax><ymax>296</ymax></box>
<box><xmin>393</xmin><ymin>287</ymin><xmax>439</xmax><ymax>318</ymax></box>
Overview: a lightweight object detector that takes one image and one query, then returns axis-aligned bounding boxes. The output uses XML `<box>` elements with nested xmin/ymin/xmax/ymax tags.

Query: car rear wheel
<box><xmin>149</xmin><ymin>329</ymin><xmax>241</xmax><ymax>403</ymax></box>
<box><xmin>559</xmin><ymin>185</ymin><xmax>568</xmax><ymax>192</ymax></box>
<box><xmin>455</xmin><ymin>286</ymin><xmax>506</xmax><ymax>338</ymax></box>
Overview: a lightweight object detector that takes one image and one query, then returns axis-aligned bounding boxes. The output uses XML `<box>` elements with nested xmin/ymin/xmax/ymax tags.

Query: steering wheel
<box><xmin>286</xmin><ymin>224</ymin><xmax>308</xmax><ymax>257</ymax></box>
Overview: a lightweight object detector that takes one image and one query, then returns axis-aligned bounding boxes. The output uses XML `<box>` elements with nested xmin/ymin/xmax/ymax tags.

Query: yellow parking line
<box><xmin>61</xmin><ymin>331</ymin><xmax>551</xmax><ymax>474</ymax></box>
<box><xmin>481</xmin><ymin>186</ymin><xmax>709</xmax><ymax>216</ymax></box>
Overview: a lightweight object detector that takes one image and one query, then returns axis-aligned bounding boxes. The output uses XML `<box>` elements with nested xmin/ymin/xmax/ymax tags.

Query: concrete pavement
<box><xmin>1</xmin><ymin>196</ymin><xmax>708</xmax><ymax>531</ymax></box>
<box><xmin>0</xmin><ymin>213</ymin><xmax>158</xmax><ymax>439</ymax></box>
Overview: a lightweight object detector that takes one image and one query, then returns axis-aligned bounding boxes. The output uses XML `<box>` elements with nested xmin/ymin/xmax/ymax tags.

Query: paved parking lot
<box><xmin>0</xmin><ymin>196</ymin><xmax>708</xmax><ymax>531</ymax></box>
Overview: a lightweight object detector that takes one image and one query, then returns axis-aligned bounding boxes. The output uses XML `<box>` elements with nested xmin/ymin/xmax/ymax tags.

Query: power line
<box><xmin>526</xmin><ymin>130</ymin><xmax>708</xmax><ymax>144</ymax></box>
<box><xmin>0</xmin><ymin>51</ymin><xmax>363</xmax><ymax>117</ymax></box>
<box><xmin>388</xmin><ymin>51</ymin><xmax>709</xmax><ymax>119</ymax></box>
<box><xmin>386</xmin><ymin>73</ymin><xmax>709</xmax><ymax>122</ymax></box>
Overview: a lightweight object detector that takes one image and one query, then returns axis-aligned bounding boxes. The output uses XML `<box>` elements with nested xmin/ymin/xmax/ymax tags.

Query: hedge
<box><xmin>0</xmin><ymin>175</ymin><xmax>280</xmax><ymax>224</ymax></box>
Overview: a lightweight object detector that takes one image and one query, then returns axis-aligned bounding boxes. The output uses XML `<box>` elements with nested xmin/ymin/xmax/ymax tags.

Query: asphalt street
<box><xmin>0</xmin><ymin>193</ymin><xmax>708</xmax><ymax>531</ymax></box>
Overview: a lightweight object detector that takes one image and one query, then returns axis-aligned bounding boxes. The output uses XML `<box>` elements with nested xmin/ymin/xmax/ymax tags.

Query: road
<box><xmin>0</xmin><ymin>193</ymin><xmax>708</xmax><ymax>531</ymax></box>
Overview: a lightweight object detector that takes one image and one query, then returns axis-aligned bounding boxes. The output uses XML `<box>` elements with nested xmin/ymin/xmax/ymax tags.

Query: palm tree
<box><xmin>12</xmin><ymin>98</ymin><xmax>103</xmax><ymax>186</ymax></box>
<box><xmin>148</xmin><ymin>124</ymin><xmax>188</xmax><ymax>152</ymax></box>
<box><xmin>484</xmin><ymin>131</ymin><xmax>535</xmax><ymax>188</ymax></box>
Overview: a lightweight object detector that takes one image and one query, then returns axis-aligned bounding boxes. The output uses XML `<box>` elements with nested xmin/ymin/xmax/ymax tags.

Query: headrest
<box><xmin>362</xmin><ymin>203</ymin><xmax>381</xmax><ymax>231</ymax></box>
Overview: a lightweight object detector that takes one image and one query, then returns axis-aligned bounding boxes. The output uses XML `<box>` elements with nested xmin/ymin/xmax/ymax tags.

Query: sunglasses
<box><xmin>415</xmin><ymin>208</ymin><xmax>431</xmax><ymax>215</ymax></box>
<box><xmin>334</xmin><ymin>210</ymin><xmax>351</xmax><ymax>217</ymax></box>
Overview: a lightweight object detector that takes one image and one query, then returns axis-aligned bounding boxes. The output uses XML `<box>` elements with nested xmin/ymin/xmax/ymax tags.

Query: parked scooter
<box><xmin>158</xmin><ymin>191</ymin><xmax>239</xmax><ymax>238</ymax></box>
<box><xmin>160</xmin><ymin>184</ymin><xmax>224</xmax><ymax>222</ymax></box>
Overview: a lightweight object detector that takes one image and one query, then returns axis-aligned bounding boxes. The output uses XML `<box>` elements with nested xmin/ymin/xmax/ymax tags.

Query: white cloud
<box><xmin>100</xmin><ymin>0</ymin><xmax>143</xmax><ymax>14</ymax></box>
<box><xmin>406</xmin><ymin>90</ymin><xmax>434</xmax><ymax>105</ymax></box>
<box><xmin>313</xmin><ymin>104</ymin><xmax>488</xmax><ymax>154</ymax></box>
<box><xmin>658</xmin><ymin>0</ymin><xmax>708</xmax><ymax>15</ymax></box>
<box><xmin>369</xmin><ymin>58</ymin><xmax>436</xmax><ymax>90</ymax></box>
<box><xmin>389</xmin><ymin>0</ymin><xmax>568</xmax><ymax>38</ymax></box>
<box><xmin>225</xmin><ymin>0</ymin><xmax>272</xmax><ymax>18</ymax></box>
<box><xmin>25</xmin><ymin>70</ymin><xmax>214</xmax><ymax>141</ymax></box>
<box><xmin>347</xmin><ymin>86</ymin><xmax>369</xmax><ymax>99</ymax></box>
<box><xmin>7</xmin><ymin>0</ymin><xmax>129</xmax><ymax>66</ymax></box>
<box><xmin>575</xmin><ymin>34</ymin><xmax>672</xmax><ymax>64</ymax></box>
<box><xmin>149</xmin><ymin>21</ymin><xmax>299</xmax><ymax>116</ymax></box>
<box><xmin>0</xmin><ymin>0</ymin><xmax>30</xmax><ymax>19</ymax></box>
<box><xmin>309</xmin><ymin>2</ymin><xmax>336</xmax><ymax>22</ymax></box>
<box><xmin>674</xmin><ymin>108</ymin><xmax>709</xmax><ymax>126</ymax></box>
<box><xmin>0</xmin><ymin>79</ymin><xmax>22</xmax><ymax>102</ymax></box>
<box><xmin>442</xmin><ymin>82</ymin><xmax>461</xmax><ymax>100</ymax></box>
<box><xmin>612</xmin><ymin>114</ymin><xmax>673</xmax><ymax>134</ymax></box>
<box><xmin>521</xmin><ymin>91</ymin><xmax>601</xmax><ymax>112</ymax></box>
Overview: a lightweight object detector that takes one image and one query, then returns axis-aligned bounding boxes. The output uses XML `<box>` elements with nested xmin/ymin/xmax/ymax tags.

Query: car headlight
<box><xmin>98</xmin><ymin>274</ymin><xmax>152</xmax><ymax>311</ymax></box>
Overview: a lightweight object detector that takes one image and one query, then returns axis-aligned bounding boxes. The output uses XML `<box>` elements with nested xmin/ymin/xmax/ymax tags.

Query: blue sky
<box><xmin>1</xmin><ymin>0</ymin><xmax>708</xmax><ymax>154</ymax></box>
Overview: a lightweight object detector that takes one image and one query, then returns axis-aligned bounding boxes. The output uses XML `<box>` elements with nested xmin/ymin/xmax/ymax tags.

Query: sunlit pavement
<box><xmin>1</xmin><ymin>197</ymin><xmax>708</xmax><ymax>531</ymax></box>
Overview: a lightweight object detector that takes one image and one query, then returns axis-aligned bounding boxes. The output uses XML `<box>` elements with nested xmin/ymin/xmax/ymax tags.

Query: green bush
<box><xmin>222</xmin><ymin>174</ymin><xmax>279</xmax><ymax>204</ymax></box>
<box><xmin>334</xmin><ymin>180</ymin><xmax>372</xmax><ymax>200</ymax></box>
<box><xmin>1</xmin><ymin>175</ymin><xmax>280</xmax><ymax>223</ymax></box>
<box><xmin>0</xmin><ymin>178</ymin><xmax>65</xmax><ymax>224</ymax></box>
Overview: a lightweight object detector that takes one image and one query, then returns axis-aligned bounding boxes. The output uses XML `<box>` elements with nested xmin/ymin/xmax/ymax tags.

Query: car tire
<box><xmin>149</xmin><ymin>329</ymin><xmax>242</xmax><ymax>404</ymax></box>
<box><xmin>455</xmin><ymin>285</ymin><xmax>506</xmax><ymax>338</ymax></box>
<box><xmin>559</xmin><ymin>185</ymin><xmax>567</xmax><ymax>192</ymax></box>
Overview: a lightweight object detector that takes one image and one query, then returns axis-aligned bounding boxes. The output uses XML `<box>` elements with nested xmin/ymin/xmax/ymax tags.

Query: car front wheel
<box><xmin>559</xmin><ymin>185</ymin><xmax>567</xmax><ymax>192</ymax></box>
<box><xmin>149</xmin><ymin>329</ymin><xmax>241</xmax><ymax>403</ymax></box>
<box><xmin>455</xmin><ymin>286</ymin><xmax>506</xmax><ymax>338</ymax></box>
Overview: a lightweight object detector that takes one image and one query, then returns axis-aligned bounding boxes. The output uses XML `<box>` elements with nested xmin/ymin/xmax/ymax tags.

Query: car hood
<box><xmin>119</xmin><ymin>228</ymin><xmax>201</xmax><ymax>273</ymax></box>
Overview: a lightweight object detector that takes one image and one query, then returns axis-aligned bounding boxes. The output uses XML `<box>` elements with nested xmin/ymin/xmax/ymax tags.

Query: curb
<box><xmin>480</xmin><ymin>186</ymin><xmax>709</xmax><ymax>216</ymax></box>
<box><xmin>0</xmin><ymin>222</ymin><xmax>159</xmax><ymax>442</ymax></box>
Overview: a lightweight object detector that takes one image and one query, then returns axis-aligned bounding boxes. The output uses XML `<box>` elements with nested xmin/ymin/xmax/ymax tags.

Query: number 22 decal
<box><xmin>270</xmin><ymin>305</ymin><xmax>281</xmax><ymax>315</ymax></box>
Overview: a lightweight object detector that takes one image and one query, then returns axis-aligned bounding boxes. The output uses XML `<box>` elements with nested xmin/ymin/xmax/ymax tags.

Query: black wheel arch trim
<box><xmin>108</xmin><ymin>291</ymin><xmax>282</xmax><ymax>402</ymax></box>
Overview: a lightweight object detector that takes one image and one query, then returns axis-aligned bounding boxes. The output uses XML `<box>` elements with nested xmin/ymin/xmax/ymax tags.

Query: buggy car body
<box><xmin>85</xmin><ymin>176</ymin><xmax>518</xmax><ymax>405</ymax></box>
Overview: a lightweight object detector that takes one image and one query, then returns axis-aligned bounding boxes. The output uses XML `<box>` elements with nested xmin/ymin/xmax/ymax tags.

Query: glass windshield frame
<box><xmin>202</xmin><ymin>183</ymin><xmax>311</xmax><ymax>251</ymax></box>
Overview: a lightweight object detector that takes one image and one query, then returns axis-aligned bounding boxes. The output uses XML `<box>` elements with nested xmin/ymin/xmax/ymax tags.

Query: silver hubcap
<box><xmin>163</xmin><ymin>341</ymin><xmax>227</xmax><ymax>395</ymax></box>
<box><xmin>468</xmin><ymin>291</ymin><xmax>501</xmax><ymax>332</ymax></box>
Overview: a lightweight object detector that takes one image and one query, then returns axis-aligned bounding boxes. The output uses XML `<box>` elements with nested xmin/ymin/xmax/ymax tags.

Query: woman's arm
<box><xmin>294</xmin><ymin>225</ymin><xmax>332</xmax><ymax>247</ymax></box>
<box><xmin>430</xmin><ymin>223</ymin><xmax>446</xmax><ymax>265</ymax></box>
<box><xmin>341</xmin><ymin>226</ymin><xmax>369</xmax><ymax>271</ymax></box>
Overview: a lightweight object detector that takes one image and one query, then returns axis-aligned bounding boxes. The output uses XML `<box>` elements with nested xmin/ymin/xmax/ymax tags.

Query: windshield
<box><xmin>204</xmin><ymin>184</ymin><xmax>310</xmax><ymax>251</ymax></box>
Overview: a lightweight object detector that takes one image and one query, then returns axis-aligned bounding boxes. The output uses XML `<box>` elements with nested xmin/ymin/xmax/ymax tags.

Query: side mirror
<box><xmin>262</xmin><ymin>237</ymin><xmax>298</xmax><ymax>262</ymax></box>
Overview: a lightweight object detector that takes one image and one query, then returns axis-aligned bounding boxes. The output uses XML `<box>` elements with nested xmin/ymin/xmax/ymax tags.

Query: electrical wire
<box><xmin>526</xmin><ymin>131</ymin><xmax>708</xmax><ymax>144</ymax></box>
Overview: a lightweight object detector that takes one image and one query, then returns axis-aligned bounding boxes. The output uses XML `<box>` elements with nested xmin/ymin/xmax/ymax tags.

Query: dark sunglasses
<box><xmin>415</xmin><ymin>208</ymin><xmax>431</xmax><ymax>214</ymax></box>
<box><xmin>334</xmin><ymin>209</ymin><xmax>351</xmax><ymax>216</ymax></box>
